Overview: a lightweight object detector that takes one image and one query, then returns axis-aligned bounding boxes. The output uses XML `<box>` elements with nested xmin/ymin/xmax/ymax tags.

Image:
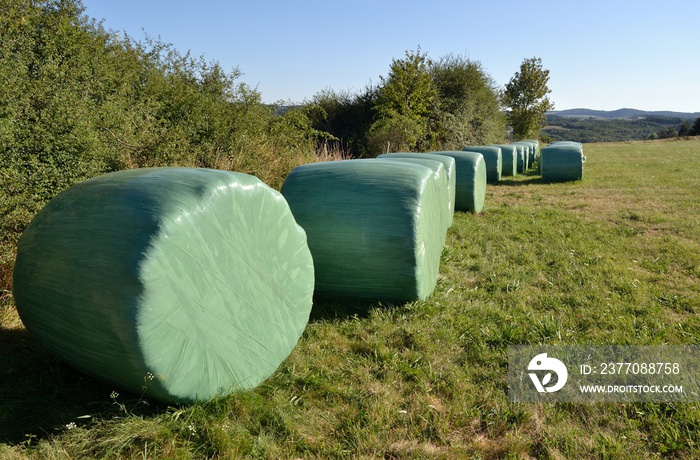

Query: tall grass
<box><xmin>1</xmin><ymin>138</ymin><xmax>699</xmax><ymax>458</ymax></box>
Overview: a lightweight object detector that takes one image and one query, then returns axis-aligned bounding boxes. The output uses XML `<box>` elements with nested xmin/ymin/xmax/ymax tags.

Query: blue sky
<box><xmin>81</xmin><ymin>0</ymin><xmax>699</xmax><ymax>112</ymax></box>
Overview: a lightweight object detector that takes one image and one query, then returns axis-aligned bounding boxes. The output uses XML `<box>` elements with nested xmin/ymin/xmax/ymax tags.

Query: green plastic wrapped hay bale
<box><xmin>13</xmin><ymin>167</ymin><xmax>315</xmax><ymax>404</ymax></box>
<box><xmin>540</xmin><ymin>141</ymin><xmax>586</xmax><ymax>182</ymax></box>
<box><xmin>522</xmin><ymin>140</ymin><xmax>540</xmax><ymax>163</ymax></box>
<box><xmin>512</xmin><ymin>144</ymin><xmax>528</xmax><ymax>173</ymax></box>
<box><xmin>491</xmin><ymin>144</ymin><xmax>520</xmax><ymax>175</ymax></box>
<box><xmin>281</xmin><ymin>159</ymin><xmax>443</xmax><ymax>302</ymax></box>
<box><xmin>377</xmin><ymin>152</ymin><xmax>456</xmax><ymax>227</ymax></box>
<box><xmin>429</xmin><ymin>151</ymin><xmax>487</xmax><ymax>213</ymax></box>
<box><xmin>522</xmin><ymin>144</ymin><xmax>531</xmax><ymax>171</ymax></box>
<box><xmin>512</xmin><ymin>141</ymin><xmax>536</xmax><ymax>169</ymax></box>
<box><xmin>514</xmin><ymin>140</ymin><xmax>539</xmax><ymax>168</ymax></box>
<box><xmin>462</xmin><ymin>146</ymin><xmax>502</xmax><ymax>183</ymax></box>
<box><xmin>375</xmin><ymin>158</ymin><xmax>448</xmax><ymax>245</ymax></box>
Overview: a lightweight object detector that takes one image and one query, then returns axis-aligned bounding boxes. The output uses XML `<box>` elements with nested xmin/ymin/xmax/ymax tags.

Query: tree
<box><xmin>657</xmin><ymin>126</ymin><xmax>677</xmax><ymax>139</ymax></box>
<box><xmin>430</xmin><ymin>54</ymin><xmax>505</xmax><ymax>147</ymax></box>
<box><xmin>689</xmin><ymin>117</ymin><xmax>700</xmax><ymax>136</ymax></box>
<box><xmin>0</xmin><ymin>0</ymin><xmax>323</xmax><ymax>281</ymax></box>
<box><xmin>306</xmin><ymin>86</ymin><xmax>378</xmax><ymax>157</ymax></box>
<box><xmin>306</xmin><ymin>50</ymin><xmax>507</xmax><ymax>156</ymax></box>
<box><xmin>368</xmin><ymin>48</ymin><xmax>439</xmax><ymax>153</ymax></box>
<box><xmin>502</xmin><ymin>57</ymin><xmax>554</xmax><ymax>140</ymax></box>
<box><xmin>678</xmin><ymin>120</ymin><xmax>692</xmax><ymax>137</ymax></box>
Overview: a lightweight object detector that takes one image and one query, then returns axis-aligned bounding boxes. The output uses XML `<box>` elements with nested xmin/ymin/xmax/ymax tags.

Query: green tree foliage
<box><xmin>305</xmin><ymin>86</ymin><xmax>377</xmax><ymax>156</ymax></box>
<box><xmin>368</xmin><ymin>48</ymin><xmax>439</xmax><ymax>153</ymax></box>
<box><xmin>306</xmin><ymin>50</ymin><xmax>506</xmax><ymax>156</ymax></box>
<box><xmin>541</xmin><ymin>116</ymin><xmax>686</xmax><ymax>143</ymax></box>
<box><xmin>678</xmin><ymin>120</ymin><xmax>692</xmax><ymax>137</ymax></box>
<box><xmin>0</xmin><ymin>0</ymin><xmax>320</xmax><ymax>288</ymax></box>
<box><xmin>691</xmin><ymin>117</ymin><xmax>700</xmax><ymax>136</ymax></box>
<box><xmin>503</xmin><ymin>57</ymin><xmax>554</xmax><ymax>140</ymax></box>
<box><xmin>430</xmin><ymin>53</ymin><xmax>505</xmax><ymax>147</ymax></box>
<box><xmin>657</xmin><ymin>125</ymin><xmax>678</xmax><ymax>139</ymax></box>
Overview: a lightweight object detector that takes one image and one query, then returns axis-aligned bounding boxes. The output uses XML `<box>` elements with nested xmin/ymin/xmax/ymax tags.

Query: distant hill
<box><xmin>546</xmin><ymin>108</ymin><xmax>700</xmax><ymax>119</ymax></box>
<box><xmin>541</xmin><ymin>109</ymin><xmax>699</xmax><ymax>143</ymax></box>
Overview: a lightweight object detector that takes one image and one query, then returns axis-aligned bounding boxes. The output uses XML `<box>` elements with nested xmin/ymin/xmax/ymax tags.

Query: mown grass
<box><xmin>1</xmin><ymin>139</ymin><xmax>699</xmax><ymax>459</ymax></box>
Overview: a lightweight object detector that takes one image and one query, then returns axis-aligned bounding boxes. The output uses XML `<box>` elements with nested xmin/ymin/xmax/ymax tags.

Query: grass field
<box><xmin>1</xmin><ymin>139</ymin><xmax>699</xmax><ymax>459</ymax></box>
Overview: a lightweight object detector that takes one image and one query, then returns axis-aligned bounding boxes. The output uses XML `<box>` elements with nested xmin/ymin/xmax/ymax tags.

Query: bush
<box><xmin>430</xmin><ymin>54</ymin><xmax>506</xmax><ymax>147</ymax></box>
<box><xmin>305</xmin><ymin>88</ymin><xmax>377</xmax><ymax>157</ymax></box>
<box><xmin>0</xmin><ymin>0</ymin><xmax>320</xmax><ymax>291</ymax></box>
<box><xmin>657</xmin><ymin>126</ymin><xmax>678</xmax><ymax>139</ymax></box>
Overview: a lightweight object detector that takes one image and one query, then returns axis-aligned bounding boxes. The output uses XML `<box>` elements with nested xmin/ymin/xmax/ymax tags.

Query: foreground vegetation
<box><xmin>2</xmin><ymin>139</ymin><xmax>699</xmax><ymax>458</ymax></box>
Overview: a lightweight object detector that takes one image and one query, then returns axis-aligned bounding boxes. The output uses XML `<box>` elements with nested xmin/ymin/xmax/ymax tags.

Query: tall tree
<box><xmin>678</xmin><ymin>120</ymin><xmax>692</xmax><ymax>137</ymax></box>
<box><xmin>689</xmin><ymin>117</ymin><xmax>700</xmax><ymax>136</ymax></box>
<box><xmin>368</xmin><ymin>48</ymin><xmax>439</xmax><ymax>153</ymax></box>
<box><xmin>503</xmin><ymin>57</ymin><xmax>554</xmax><ymax>140</ymax></box>
<box><xmin>431</xmin><ymin>53</ymin><xmax>505</xmax><ymax>147</ymax></box>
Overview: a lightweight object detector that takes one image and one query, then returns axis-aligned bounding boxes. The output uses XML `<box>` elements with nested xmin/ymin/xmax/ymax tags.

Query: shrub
<box><xmin>0</xmin><ymin>0</ymin><xmax>320</xmax><ymax>291</ymax></box>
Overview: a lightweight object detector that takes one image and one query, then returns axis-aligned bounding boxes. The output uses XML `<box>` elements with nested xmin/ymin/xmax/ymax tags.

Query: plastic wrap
<box><xmin>377</xmin><ymin>152</ymin><xmax>456</xmax><ymax>228</ymax></box>
<box><xmin>462</xmin><ymin>146</ymin><xmax>502</xmax><ymax>183</ymax></box>
<box><xmin>429</xmin><ymin>151</ymin><xmax>487</xmax><ymax>213</ymax></box>
<box><xmin>13</xmin><ymin>167</ymin><xmax>315</xmax><ymax>403</ymax></box>
<box><xmin>281</xmin><ymin>159</ymin><xmax>443</xmax><ymax>302</ymax></box>
<box><xmin>492</xmin><ymin>144</ymin><xmax>519</xmax><ymax>175</ymax></box>
<box><xmin>540</xmin><ymin>141</ymin><xmax>585</xmax><ymax>182</ymax></box>
<box><xmin>512</xmin><ymin>141</ymin><xmax>537</xmax><ymax>170</ymax></box>
<box><xmin>519</xmin><ymin>140</ymin><xmax>540</xmax><ymax>165</ymax></box>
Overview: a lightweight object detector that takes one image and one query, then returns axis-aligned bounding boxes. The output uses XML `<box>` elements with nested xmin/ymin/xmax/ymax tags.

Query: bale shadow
<box><xmin>492</xmin><ymin>168</ymin><xmax>542</xmax><ymax>187</ymax></box>
<box><xmin>0</xmin><ymin>295</ymin><xmax>400</xmax><ymax>444</ymax></box>
<box><xmin>309</xmin><ymin>296</ymin><xmax>379</xmax><ymax>322</ymax></box>
<box><xmin>0</xmin><ymin>325</ymin><xmax>159</xmax><ymax>444</ymax></box>
<box><xmin>309</xmin><ymin>295</ymin><xmax>406</xmax><ymax>323</ymax></box>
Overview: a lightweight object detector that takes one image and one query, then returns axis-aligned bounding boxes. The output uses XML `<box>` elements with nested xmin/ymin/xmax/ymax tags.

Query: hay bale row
<box><xmin>481</xmin><ymin>139</ymin><xmax>584</xmax><ymax>183</ymax></box>
<box><xmin>464</xmin><ymin>142</ymin><xmax>542</xmax><ymax>181</ymax></box>
<box><xmin>512</xmin><ymin>140</ymin><xmax>539</xmax><ymax>170</ymax></box>
<box><xmin>474</xmin><ymin>140</ymin><xmax>542</xmax><ymax>180</ymax></box>
<box><xmin>13</xmin><ymin>144</ymin><xmax>492</xmax><ymax>403</ymax></box>
<box><xmin>523</xmin><ymin>140</ymin><xmax>540</xmax><ymax>164</ymax></box>
<box><xmin>428</xmin><ymin>151</ymin><xmax>487</xmax><ymax>213</ymax></box>
<box><xmin>492</xmin><ymin>144</ymin><xmax>520</xmax><ymax>175</ymax></box>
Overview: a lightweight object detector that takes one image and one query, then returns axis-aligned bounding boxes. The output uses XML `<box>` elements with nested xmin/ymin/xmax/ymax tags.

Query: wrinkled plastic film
<box><xmin>430</xmin><ymin>151</ymin><xmax>487</xmax><ymax>213</ymax></box>
<box><xmin>540</xmin><ymin>141</ymin><xmax>585</xmax><ymax>182</ymax></box>
<box><xmin>281</xmin><ymin>159</ymin><xmax>443</xmax><ymax>302</ymax></box>
<box><xmin>463</xmin><ymin>146</ymin><xmax>502</xmax><ymax>183</ymax></box>
<box><xmin>377</xmin><ymin>153</ymin><xmax>456</xmax><ymax>230</ymax></box>
<box><xmin>13</xmin><ymin>168</ymin><xmax>315</xmax><ymax>403</ymax></box>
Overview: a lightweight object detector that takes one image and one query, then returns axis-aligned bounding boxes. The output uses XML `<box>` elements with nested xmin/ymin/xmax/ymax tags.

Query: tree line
<box><xmin>303</xmin><ymin>49</ymin><xmax>506</xmax><ymax>156</ymax></box>
<box><xmin>0</xmin><ymin>0</ymin><xmax>321</xmax><ymax>286</ymax></box>
<box><xmin>304</xmin><ymin>54</ymin><xmax>551</xmax><ymax>157</ymax></box>
<box><xmin>654</xmin><ymin>118</ymin><xmax>700</xmax><ymax>139</ymax></box>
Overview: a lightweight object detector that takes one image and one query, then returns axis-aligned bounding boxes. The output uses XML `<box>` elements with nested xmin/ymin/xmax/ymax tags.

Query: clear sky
<box><xmin>80</xmin><ymin>0</ymin><xmax>699</xmax><ymax>112</ymax></box>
